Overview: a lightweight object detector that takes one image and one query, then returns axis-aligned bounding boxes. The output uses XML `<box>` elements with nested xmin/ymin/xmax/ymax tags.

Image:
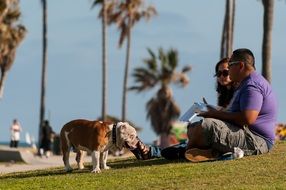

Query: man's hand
<box><xmin>198</xmin><ymin>108</ymin><xmax>220</xmax><ymax>118</ymax></box>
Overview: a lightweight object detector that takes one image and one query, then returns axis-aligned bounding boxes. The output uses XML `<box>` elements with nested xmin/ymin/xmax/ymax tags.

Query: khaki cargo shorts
<box><xmin>191</xmin><ymin>118</ymin><xmax>269</xmax><ymax>156</ymax></box>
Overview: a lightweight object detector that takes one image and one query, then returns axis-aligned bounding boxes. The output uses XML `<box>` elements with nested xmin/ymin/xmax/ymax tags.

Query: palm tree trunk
<box><xmin>226</xmin><ymin>0</ymin><xmax>235</xmax><ymax>57</ymax></box>
<box><xmin>220</xmin><ymin>17</ymin><xmax>226</xmax><ymax>59</ymax></box>
<box><xmin>39</xmin><ymin>0</ymin><xmax>48</xmax><ymax>146</ymax></box>
<box><xmin>262</xmin><ymin>0</ymin><xmax>274</xmax><ymax>83</ymax></box>
<box><xmin>101</xmin><ymin>0</ymin><xmax>108</xmax><ymax>121</ymax></box>
<box><xmin>225</xmin><ymin>0</ymin><xmax>231</xmax><ymax>57</ymax></box>
<box><xmin>230</xmin><ymin>0</ymin><xmax>235</xmax><ymax>55</ymax></box>
<box><xmin>159</xmin><ymin>133</ymin><xmax>170</xmax><ymax>148</ymax></box>
<box><xmin>121</xmin><ymin>24</ymin><xmax>131</xmax><ymax>122</ymax></box>
<box><xmin>0</xmin><ymin>71</ymin><xmax>7</xmax><ymax>99</ymax></box>
<box><xmin>220</xmin><ymin>0</ymin><xmax>235</xmax><ymax>59</ymax></box>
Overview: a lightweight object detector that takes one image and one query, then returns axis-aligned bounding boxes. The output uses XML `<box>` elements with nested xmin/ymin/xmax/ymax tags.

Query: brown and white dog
<box><xmin>60</xmin><ymin>119</ymin><xmax>138</xmax><ymax>173</ymax></box>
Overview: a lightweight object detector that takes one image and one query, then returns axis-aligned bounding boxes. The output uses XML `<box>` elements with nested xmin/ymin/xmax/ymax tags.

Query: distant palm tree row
<box><xmin>0</xmin><ymin>0</ymin><xmax>276</xmax><ymax>147</ymax></box>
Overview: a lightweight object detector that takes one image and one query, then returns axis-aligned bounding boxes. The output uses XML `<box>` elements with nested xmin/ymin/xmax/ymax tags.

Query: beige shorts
<box><xmin>190</xmin><ymin>118</ymin><xmax>269</xmax><ymax>156</ymax></box>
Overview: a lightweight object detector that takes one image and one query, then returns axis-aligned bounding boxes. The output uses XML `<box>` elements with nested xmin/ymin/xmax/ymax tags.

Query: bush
<box><xmin>275</xmin><ymin>123</ymin><xmax>286</xmax><ymax>140</ymax></box>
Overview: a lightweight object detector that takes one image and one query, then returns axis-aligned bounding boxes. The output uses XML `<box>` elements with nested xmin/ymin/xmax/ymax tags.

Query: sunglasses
<box><xmin>215</xmin><ymin>69</ymin><xmax>229</xmax><ymax>77</ymax></box>
<box><xmin>228</xmin><ymin>61</ymin><xmax>241</xmax><ymax>67</ymax></box>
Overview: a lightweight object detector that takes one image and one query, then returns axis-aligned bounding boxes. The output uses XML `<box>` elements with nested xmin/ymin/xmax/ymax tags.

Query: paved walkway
<box><xmin>0</xmin><ymin>149</ymin><xmax>132</xmax><ymax>175</ymax></box>
<box><xmin>0</xmin><ymin>153</ymin><xmax>91</xmax><ymax>174</ymax></box>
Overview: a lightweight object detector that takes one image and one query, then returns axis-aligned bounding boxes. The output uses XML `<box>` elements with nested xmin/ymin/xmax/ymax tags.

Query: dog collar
<box><xmin>112</xmin><ymin>123</ymin><xmax>117</xmax><ymax>144</ymax></box>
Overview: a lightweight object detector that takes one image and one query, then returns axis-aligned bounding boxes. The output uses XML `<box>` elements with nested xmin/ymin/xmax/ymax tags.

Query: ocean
<box><xmin>0</xmin><ymin>141</ymin><xmax>33</xmax><ymax>148</ymax></box>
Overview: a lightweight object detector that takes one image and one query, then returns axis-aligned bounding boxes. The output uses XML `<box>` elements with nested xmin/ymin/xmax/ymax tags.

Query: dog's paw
<box><xmin>65</xmin><ymin>167</ymin><xmax>73</xmax><ymax>172</ymax></box>
<box><xmin>91</xmin><ymin>168</ymin><xmax>101</xmax><ymax>173</ymax></box>
<box><xmin>103</xmin><ymin>165</ymin><xmax>110</xmax><ymax>170</ymax></box>
<box><xmin>78</xmin><ymin>164</ymin><xmax>85</xmax><ymax>170</ymax></box>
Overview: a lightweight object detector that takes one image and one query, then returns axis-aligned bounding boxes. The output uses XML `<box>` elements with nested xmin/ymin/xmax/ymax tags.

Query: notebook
<box><xmin>179</xmin><ymin>102</ymin><xmax>209</xmax><ymax>123</ymax></box>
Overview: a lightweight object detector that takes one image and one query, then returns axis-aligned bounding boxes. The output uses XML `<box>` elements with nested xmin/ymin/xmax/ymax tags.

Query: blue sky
<box><xmin>0</xmin><ymin>0</ymin><xmax>286</xmax><ymax>144</ymax></box>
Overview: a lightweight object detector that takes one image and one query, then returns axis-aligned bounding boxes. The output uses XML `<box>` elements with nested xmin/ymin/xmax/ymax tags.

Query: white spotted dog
<box><xmin>60</xmin><ymin>119</ymin><xmax>138</xmax><ymax>173</ymax></box>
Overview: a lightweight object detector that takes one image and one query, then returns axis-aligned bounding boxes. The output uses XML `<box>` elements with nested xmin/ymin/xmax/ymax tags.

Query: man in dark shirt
<box><xmin>40</xmin><ymin>120</ymin><xmax>55</xmax><ymax>157</ymax></box>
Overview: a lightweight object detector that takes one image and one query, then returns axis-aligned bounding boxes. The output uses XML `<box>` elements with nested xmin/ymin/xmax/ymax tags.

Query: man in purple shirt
<box><xmin>185</xmin><ymin>48</ymin><xmax>278</xmax><ymax>162</ymax></box>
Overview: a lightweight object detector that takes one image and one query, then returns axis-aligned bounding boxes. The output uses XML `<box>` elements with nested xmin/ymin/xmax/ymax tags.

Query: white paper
<box><xmin>179</xmin><ymin>102</ymin><xmax>209</xmax><ymax>123</ymax></box>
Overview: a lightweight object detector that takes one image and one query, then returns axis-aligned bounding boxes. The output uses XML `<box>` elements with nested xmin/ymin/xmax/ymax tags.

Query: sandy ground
<box><xmin>0</xmin><ymin>151</ymin><xmax>133</xmax><ymax>175</ymax></box>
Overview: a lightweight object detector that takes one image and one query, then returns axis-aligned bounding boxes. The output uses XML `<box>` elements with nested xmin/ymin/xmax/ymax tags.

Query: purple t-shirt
<box><xmin>229</xmin><ymin>71</ymin><xmax>277</xmax><ymax>144</ymax></box>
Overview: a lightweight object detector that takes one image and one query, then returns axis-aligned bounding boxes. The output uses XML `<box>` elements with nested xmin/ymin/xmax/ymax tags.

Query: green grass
<box><xmin>1</xmin><ymin>141</ymin><xmax>286</xmax><ymax>190</ymax></box>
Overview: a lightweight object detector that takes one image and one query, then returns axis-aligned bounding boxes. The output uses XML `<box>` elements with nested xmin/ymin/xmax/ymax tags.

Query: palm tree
<box><xmin>108</xmin><ymin>0</ymin><xmax>157</xmax><ymax>122</ymax></box>
<box><xmin>0</xmin><ymin>0</ymin><xmax>26</xmax><ymax>99</ymax></box>
<box><xmin>92</xmin><ymin>0</ymin><xmax>117</xmax><ymax>121</ymax></box>
<box><xmin>220</xmin><ymin>0</ymin><xmax>235</xmax><ymax>59</ymax></box>
<box><xmin>261</xmin><ymin>0</ymin><xmax>274</xmax><ymax>83</ymax></box>
<box><xmin>129</xmin><ymin>48</ymin><xmax>191</xmax><ymax>148</ymax></box>
<box><xmin>38</xmin><ymin>0</ymin><xmax>48</xmax><ymax>147</ymax></box>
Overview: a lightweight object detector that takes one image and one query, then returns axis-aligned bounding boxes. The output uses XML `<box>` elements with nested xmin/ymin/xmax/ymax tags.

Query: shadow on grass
<box><xmin>0</xmin><ymin>157</ymin><xmax>185</xmax><ymax>179</ymax></box>
<box><xmin>108</xmin><ymin>157</ymin><xmax>185</xmax><ymax>169</ymax></box>
<box><xmin>0</xmin><ymin>166</ymin><xmax>84</xmax><ymax>179</ymax></box>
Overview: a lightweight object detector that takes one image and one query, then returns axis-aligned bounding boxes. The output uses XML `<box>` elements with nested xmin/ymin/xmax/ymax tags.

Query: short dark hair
<box><xmin>231</xmin><ymin>48</ymin><xmax>255</xmax><ymax>69</ymax></box>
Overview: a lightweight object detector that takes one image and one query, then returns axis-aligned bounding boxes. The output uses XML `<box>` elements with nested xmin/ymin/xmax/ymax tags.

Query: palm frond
<box><xmin>1</xmin><ymin>49</ymin><xmax>16</xmax><ymax>72</ymax></box>
<box><xmin>0</xmin><ymin>0</ymin><xmax>25</xmax><ymax>98</ymax></box>
<box><xmin>146</xmin><ymin>48</ymin><xmax>156</xmax><ymax>60</ymax></box>
<box><xmin>144</xmin><ymin>48</ymin><xmax>157</xmax><ymax>71</ymax></box>
<box><xmin>143</xmin><ymin>58</ymin><xmax>157</xmax><ymax>72</ymax></box>
<box><xmin>118</xmin><ymin>23</ymin><xmax>128</xmax><ymax>47</ymax></box>
<box><xmin>129</xmin><ymin>67</ymin><xmax>158</xmax><ymax>92</ymax></box>
<box><xmin>106</xmin><ymin>11</ymin><xmax>121</xmax><ymax>25</ymax></box>
<box><xmin>167</xmin><ymin>49</ymin><xmax>178</xmax><ymax>70</ymax></box>
<box><xmin>91</xmin><ymin>0</ymin><xmax>103</xmax><ymax>9</ymax></box>
<box><xmin>182</xmin><ymin>65</ymin><xmax>192</xmax><ymax>73</ymax></box>
<box><xmin>143</xmin><ymin>6</ymin><xmax>157</xmax><ymax>20</ymax></box>
<box><xmin>158</xmin><ymin>47</ymin><xmax>167</xmax><ymax>68</ymax></box>
<box><xmin>106</xmin><ymin>0</ymin><xmax>156</xmax><ymax>47</ymax></box>
<box><xmin>172</xmin><ymin>73</ymin><xmax>190</xmax><ymax>87</ymax></box>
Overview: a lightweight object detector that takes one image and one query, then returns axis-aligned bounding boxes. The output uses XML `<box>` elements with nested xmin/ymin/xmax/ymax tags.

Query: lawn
<box><xmin>0</xmin><ymin>141</ymin><xmax>285</xmax><ymax>190</ymax></box>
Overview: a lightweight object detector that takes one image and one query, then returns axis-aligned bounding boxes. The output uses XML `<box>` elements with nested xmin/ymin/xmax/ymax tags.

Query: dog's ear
<box><xmin>121</xmin><ymin>123</ymin><xmax>127</xmax><ymax>130</ymax></box>
<box><xmin>117</xmin><ymin>122</ymin><xmax>129</xmax><ymax>135</ymax></box>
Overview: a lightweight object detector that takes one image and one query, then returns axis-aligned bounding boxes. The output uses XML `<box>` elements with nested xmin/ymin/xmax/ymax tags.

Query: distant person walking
<box><xmin>40</xmin><ymin>120</ymin><xmax>55</xmax><ymax>157</ymax></box>
<box><xmin>10</xmin><ymin>119</ymin><xmax>22</xmax><ymax>148</ymax></box>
